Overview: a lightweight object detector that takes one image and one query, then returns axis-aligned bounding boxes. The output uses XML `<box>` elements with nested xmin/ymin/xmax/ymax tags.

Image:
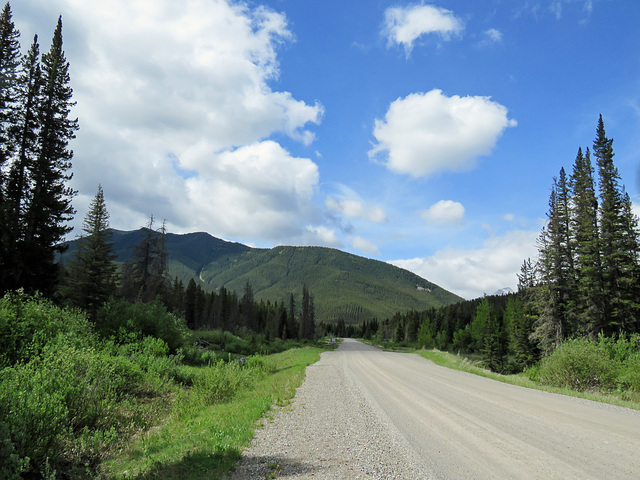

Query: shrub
<box><xmin>193</xmin><ymin>360</ymin><xmax>254</xmax><ymax>404</ymax></box>
<box><xmin>96</xmin><ymin>299</ymin><xmax>189</xmax><ymax>352</ymax></box>
<box><xmin>0</xmin><ymin>291</ymin><xmax>94</xmax><ymax>367</ymax></box>
<box><xmin>617</xmin><ymin>354</ymin><xmax>640</xmax><ymax>391</ymax></box>
<box><xmin>537</xmin><ymin>338</ymin><xmax>619</xmax><ymax>391</ymax></box>
<box><xmin>0</xmin><ymin>421</ymin><xmax>29</xmax><ymax>480</ymax></box>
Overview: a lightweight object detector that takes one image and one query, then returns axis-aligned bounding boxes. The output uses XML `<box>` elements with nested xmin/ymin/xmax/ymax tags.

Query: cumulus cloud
<box><xmin>13</xmin><ymin>0</ymin><xmax>323</xmax><ymax>241</ymax></box>
<box><xmin>369</xmin><ymin>89</ymin><xmax>517</xmax><ymax>178</ymax></box>
<box><xmin>351</xmin><ymin>236</ymin><xmax>380</xmax><ymax>255</ymax></box>
<box><xmin>183</xmin><ymin>141</ymin><xmax>319</xmax><ymax>240</ymax></box>
<box><xmin>303</xmin><ymin>226</ymin><xmax>343</xmax><ymax>248</ymax></box>
<box><xmin>420</xmin><ymin>200</ymin><xmax>465</xmax><ymax>226</ymax></box>
<box><xmin>326</xmin><ymin>194</ymin><xmax>388</xmax><ymax>223</ymax></box>
<box><xmin>390</xmin><ymin>229</ymin><xmax>539</xmax><ymax>299</ymax></box>
<box><xmin>484</xmin><ymin>28</ymin><xmax>503</xmax><ymax>43</ymax></box>
<box><xmin>383</xmin><ymin>4</ymin><xmax>464</xmax><ymax>55</ymax></box>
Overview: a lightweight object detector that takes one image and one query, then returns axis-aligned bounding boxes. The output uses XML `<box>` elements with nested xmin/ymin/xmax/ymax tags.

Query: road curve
<box><xmin>231</xmin><ymin>338</ymin><xmax>640</xmax><ymax>479</ymax></box>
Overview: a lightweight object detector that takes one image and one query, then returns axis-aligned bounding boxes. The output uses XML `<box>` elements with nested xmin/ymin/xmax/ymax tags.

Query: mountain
<box><xmin>492</xmin><ymin>287</ymin><xmax>515</xmax><ymax>296</ymax></box>
<box><xmin>63</xmin><ymin>229</ymin><xmax>462</xmax><ymax>323</ymax></box>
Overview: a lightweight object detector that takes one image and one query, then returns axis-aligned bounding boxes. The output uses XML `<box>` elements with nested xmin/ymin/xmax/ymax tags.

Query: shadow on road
<box><xmin>229</xmin><ymin>454</ymin><xmax>321</xmax><ymax>479</ymax></box>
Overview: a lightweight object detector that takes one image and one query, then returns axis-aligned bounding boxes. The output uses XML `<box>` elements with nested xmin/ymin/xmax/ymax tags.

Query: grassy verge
<box><xmin>100</xmin><ymin>347</ymin><xmax>323</xmax><ymax>479</ymax></box>
<box><xmin>415</xmin><ymin>348</ymin><xmax>640</xmax><ymax>410</ymax></box>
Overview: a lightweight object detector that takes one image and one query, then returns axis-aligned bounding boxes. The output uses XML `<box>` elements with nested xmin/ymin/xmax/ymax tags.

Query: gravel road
<box><xmin>228</xmin><ymin>338</ymin><xmax>640</xmax><ymax>479</ymax></box>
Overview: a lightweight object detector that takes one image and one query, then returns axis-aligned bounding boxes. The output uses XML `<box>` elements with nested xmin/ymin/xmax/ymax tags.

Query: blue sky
<box><xmin>14</xmin><ymin>0</ymin><xmax>640</xmax><ymax>299</ymax></box>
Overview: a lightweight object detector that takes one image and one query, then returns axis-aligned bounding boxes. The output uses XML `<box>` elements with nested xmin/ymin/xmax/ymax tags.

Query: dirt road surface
<box><xmin>230</xmin><ymin>338</ymin><xmax>640</xmax><ymax>479</ymax></box>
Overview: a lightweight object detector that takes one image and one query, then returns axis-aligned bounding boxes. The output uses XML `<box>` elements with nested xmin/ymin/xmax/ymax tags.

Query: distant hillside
<box><xmin>63</xmin><ymin>229</ymin><xmax>462</xmax><ymax>323</ymax></box>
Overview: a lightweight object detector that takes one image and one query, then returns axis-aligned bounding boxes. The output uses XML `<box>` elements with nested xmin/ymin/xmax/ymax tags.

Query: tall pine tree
<box><xmin>61</xmin><ymin>185</ymin><xmax>117</xmax><ymax>317</ymax></box>
<box><xmin>19</xmin><ymin>18</ymin><xmax>77</xmax><ymax>294</ymax></box>
<box><xmin>594</xmin><ymin>116</ymin><xmax>640</xmax><ymax>334</ymax></box>
<box><xmin>534</xmin><ymin>170</ymin><xmax>575</xmax><ymax>352</ymax></box>
<box><xmin>0</xmin><ymin>2</ymin><xmax>21</xmax><ymax>292</ymax></box>
<box><xmin>569</xmin><ymin>147</ymin><xmax>603</xmax><ymax>336</ymax></box>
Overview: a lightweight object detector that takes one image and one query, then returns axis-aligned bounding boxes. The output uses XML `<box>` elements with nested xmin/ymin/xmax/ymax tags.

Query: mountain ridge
<box><xmin>63</xmin><ymin>229</ymin><xmax>462</xmax><ymax>323</ymax></box>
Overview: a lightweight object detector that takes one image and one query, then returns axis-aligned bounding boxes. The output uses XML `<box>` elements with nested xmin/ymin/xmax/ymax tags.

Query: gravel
<box><xmin>227</xmin><ymin>341</ymin><xmax>432</xmax><ymax>479</ymax></box>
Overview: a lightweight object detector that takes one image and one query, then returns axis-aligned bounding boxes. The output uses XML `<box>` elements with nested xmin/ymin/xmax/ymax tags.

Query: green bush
<box><xmin>0</xmin><ymin>421</ymin><xmax>29</xmax><ymax>480</ymax></box>
<box><xmin>96</xmin><ymin>299</ymin><xmax>189</xmax><ymax>352</ymax></box>
<box><xmin>0</xmin><ymin>291</ymin><xmax>94</xmax><ymax>367</ymax></box>
<box><xmin>617</xmin><ymin>354</ymin><xmax>640</xmax><ymax>391</ymax></box>
<box><xmin>181</xmin><ymin>344</ymin><xmax>220</xmax><ymax>366</ymax></box>
<box><xmin>193</xmin><ymin>360</ymin><xmax>253</xmax><ymax>404</ymax></box>
<box><xmin>597</xmin><ymin>333</ymin><xmax>640</xmax><ymax>362</ymax></box>
<box><xmin>537</xmin><ymin>338</ymin><xmax>619</xmax><ymax>391</ymax></box>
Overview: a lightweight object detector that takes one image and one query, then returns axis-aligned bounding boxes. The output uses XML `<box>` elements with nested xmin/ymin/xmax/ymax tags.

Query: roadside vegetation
<box><xmin>0</xmin><ymin>292</ymin><xmax>326</xmax><ymax>479</ymax></box>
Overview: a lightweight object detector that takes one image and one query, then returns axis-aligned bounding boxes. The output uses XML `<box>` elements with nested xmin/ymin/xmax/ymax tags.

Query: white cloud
<box><xmin>13</xmin><ymin>0</ymin><xmax>323</xmax><ymax>241</ymax></box>
<box><xmin>390</xmin><ymin>229</ymin><xmax>539</xmax><ymax>299</ymax></box>
<box><xmin>383</xmin><ymin>4</ymin><xmax>463</xmax><ymax>55</ymax></box>
<box><xmin>516</xmin><ymin>1</ymin><xmax>595</xmax><ymax>21</ymax></box>
<box><xmin>326</xmin><ymin>196</ymin><xmax>388</xmax><ymax>223</ymax></box>
<box><xmin>484</xmin><ymin>28</ymin><xmax>503</xmax><ymax>43</ymax></box>
<box><xmin>303</xmin><ymin>226</ymin><xmax>343</xmax><ymax>248</ymax></box>
<box><xmin>183</xmin><ymin>141</ymin><xmax>319</xmax><ymax>240</ymax></box>
<box><xmin>420</xmin><ymin>200</ymin><xmax>465</xmax><ymax>226</ymax></box>
<box><xmin>351</xmin><ymin>236</ymin><xmax>380</xmax><ymax>255</ymax></box>
<box><xmin>369</xmin><ymin>89</ymin><xmax>517</xmax><ymax>178</ymax></box>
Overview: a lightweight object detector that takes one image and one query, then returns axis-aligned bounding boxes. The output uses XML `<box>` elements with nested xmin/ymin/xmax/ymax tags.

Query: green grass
<box><xmin>415</xmin><ymin>348</ymin><xmax>640</xmax><ymax>410</ymax></box>
<box><xmin>100</xmin><ymin>347</ymin><xmax>323</xmax><ymax>479</ymax></box>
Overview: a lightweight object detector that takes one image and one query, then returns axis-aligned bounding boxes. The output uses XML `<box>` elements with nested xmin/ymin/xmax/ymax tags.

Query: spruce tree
<box><xmin>470</xmin><ymin>297</ymin><xmax>492</xmax><ymax>352</ymax></box>
<box><xmin>0</xmin><ymin>1</ymin><xmax>20</xmax><ymax>169</ymax></box>
<box><xmin>0</xmin><ymin>2</ymin><xmax>21</xmax><ymax>291</ymax></box>
<box><xmin>569</xmin><ymin>147</ymin><xmax>603</xmax><ymax>335</ymax></box>
<box><xmin>482</xmin><ymin>308</ymin><xmax>504</xmax><ymax>372</ymax></box>
<box><xmin>533</xmin><ymin>172</ymin><xmax>574</xmax><ymax>353</ymax></box>
<box><xmin>20</xmin><ymin>18</ymin><xmax>77</xmax><ymax>293</ymax></box>
<box><xmin>593</xmin><ymin>116</ymin><xmax>640</xmax><ymax>334</ymax></box>
<box><xmin>2</xmin><ymin>37</ymin><xmax>41</xmax><ymax>292</ymax></box>
<box><xmin>184</xmin><ymin>278</ymin><xmax>198</xmax><ymax>329</ymax></box>
<box><xmin>61</xmin><ymin>185</ymin><xmax>117</xmax><ymax>317</ymax></box>
<box><xmin>299</xmin><ymin>284</ymin><xmax>315</xmax><ymax>340</ymax></box>
<box><xmin>120</xmin><ymin>216</ymin><xmax>169</xmax><ymax>303</ymax></box>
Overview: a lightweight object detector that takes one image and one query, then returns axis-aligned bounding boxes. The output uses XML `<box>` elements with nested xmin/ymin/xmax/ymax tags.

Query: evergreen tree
<box><xmin>482</xmin><ymin>308</ymin><xmax>504</xmax><ymax>372</ymax></box>
<box><xmin>299</xmin><ymin>284</ymin><xmax>315</xmax><ymax>340</ymax></box>
<box><xmin>121</xmin><ymin>216</ymin><xmax>169</xmax><ymax>303</ymax></box>
<box><xmin>569</xmin><ymin>147</ymin><xmax>603</xmax><ymax>335</ymax></box>
<box><xmin>61</xmin><ymin>185</ymin><xmax>117</xmax><ymax>317</ymax></box>
<box><xmin>19</xmin><ymin>18</ymin><xmax>77</xmax><ymax>294</ymax></box>
<box><xmin>470</xmin><ymin>297</ymin><xmax>491</xmax><ymax>352</ymax></box>
<box><xmin>533</xmin><ymin>171</ymin><xmax>574</xmax><ymax>352</ymax></box>
<box><xmin>594</xmin><ymin>116</ymin><xmax>640</xmax><ymax>334</ymax></box>
<box><xmin>0</xmin><ymin>2</ymin><xmax>21</xmax><ymax>291</ymax></box>
<box><xmin>241</xmin><ymin>280</ymin><xmax>255</xmax><ymax>331</ymax></box>
<box><xmin>287</xmin><ymin>293</ymin><xmax>296</xmax><ymax>339</ymax></box>
<box><xmin>0</xmin><ymin>1</ymin><xmax>20</xmax><ymax>170</ymax></box>
<box><xmin>506</xmin><ymin>296</ymin><xmax>538</xmax><ymax>369</ymax></box>
<box><xmin>184</xmin><ymin>278</ymin><xmax>198</xmax><ymax>329</ymax></box>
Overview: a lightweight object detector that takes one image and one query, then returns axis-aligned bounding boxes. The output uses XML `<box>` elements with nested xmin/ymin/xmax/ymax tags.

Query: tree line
<box><xmin>57</xmin><ymin>179</ymin><xmax>319</xmax><ymax>340</ymax></box>
<box><xmin>351</xmin><ymin>117</ymin><xmax>640</xmax><ymax>373</ymax></box>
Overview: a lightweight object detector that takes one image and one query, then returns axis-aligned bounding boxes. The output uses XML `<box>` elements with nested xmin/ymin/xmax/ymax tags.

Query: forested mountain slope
<box><xmin>64</xmin><ymin>229</ymin><xmax>461</xmax><ymax>322</ymax></box>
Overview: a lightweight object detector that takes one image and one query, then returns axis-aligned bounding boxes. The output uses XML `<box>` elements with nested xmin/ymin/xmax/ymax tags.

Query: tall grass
<box><xmin>100</xmin><ymin>347</ymin><xmax>322</xmax><ymax>479</ymax></box>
